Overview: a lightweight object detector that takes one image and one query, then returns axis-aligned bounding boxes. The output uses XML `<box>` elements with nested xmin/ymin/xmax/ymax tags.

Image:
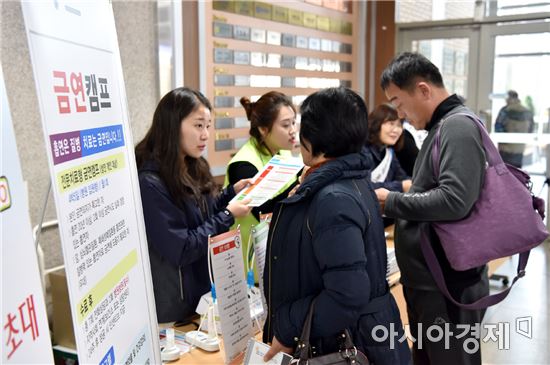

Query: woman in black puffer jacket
<box><xmin>263</xmin><ymin>87</ymin><xmax>410</xmax><ymax>365</ymax></box>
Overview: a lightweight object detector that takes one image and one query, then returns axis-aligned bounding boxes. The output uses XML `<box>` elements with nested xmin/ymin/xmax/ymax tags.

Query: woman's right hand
<box><xmin>233</xmin><ymin>178</ymin><xmax>252</xmax><ymax>194</ymax></box>
<box><xmin>226</xmin><ymin>198</ymin><xmax>252</xmax><ymax>218</ymax></box>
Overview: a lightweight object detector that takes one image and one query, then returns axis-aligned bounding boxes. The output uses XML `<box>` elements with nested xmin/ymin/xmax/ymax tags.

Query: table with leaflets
<box><xmin>173</xmin><ymin>227</ymin><xmax>403</xmax><ymax>365</ymax></box>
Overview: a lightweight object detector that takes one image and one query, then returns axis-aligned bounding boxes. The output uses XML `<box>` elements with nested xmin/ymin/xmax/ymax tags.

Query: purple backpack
<box><xmin>421</xmin><ymin>113</ymin><xmax>548</xmax><ymax>309</ymax></box>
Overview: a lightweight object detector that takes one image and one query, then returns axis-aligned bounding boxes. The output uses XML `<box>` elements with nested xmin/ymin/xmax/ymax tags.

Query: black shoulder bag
<box><xmin>291</xmin><ymin>299</ymin><xmax>370</xmax><ymax>365</ymax></box>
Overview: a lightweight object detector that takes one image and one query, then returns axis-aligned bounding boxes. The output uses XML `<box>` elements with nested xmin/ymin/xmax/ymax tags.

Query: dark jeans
<box><xmin>403</xmin><ymin>279</ymin><xmax>489</xmax><ymax>365</ymax></box>
<box><xmin>499</xmin><ymin>151</ymin><xmax>523</xmax><ymax>168</ymax></box>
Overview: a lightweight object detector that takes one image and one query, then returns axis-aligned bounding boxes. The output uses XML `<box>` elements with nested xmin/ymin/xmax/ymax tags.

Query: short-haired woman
<box><xmin>263</xmin><ymin>87</ymin><xmax>410</xmax><ymax>365</ymax></box>
<box><xmin>365</xmin><ymin>103</ymin><xmax>412</xmax><ymax>193</ymax></box>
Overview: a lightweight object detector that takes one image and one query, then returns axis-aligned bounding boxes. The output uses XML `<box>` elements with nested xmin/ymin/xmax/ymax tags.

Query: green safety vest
<box><xmin>224</xmin><ymin>139</ymin><xmax>296</xmax><ymax>278</ymax></box>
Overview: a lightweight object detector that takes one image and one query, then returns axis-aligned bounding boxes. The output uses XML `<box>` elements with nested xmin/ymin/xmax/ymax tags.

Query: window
<box><xmin>487</xmin><ymin>0</ymin><xmax>550</xmax><ymax>17</ymax></box>
<box><xmin>396</xmin><ymin>0</ymin><xmax>475</xmax><ymax>23</ymax></box>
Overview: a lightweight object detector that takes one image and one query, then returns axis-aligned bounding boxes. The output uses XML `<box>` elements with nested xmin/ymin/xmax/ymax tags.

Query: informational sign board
<box><xmin>230</xmin><ymin>155</ymin><xmax>303</xmax><ymax>207</ymax></box>
<box><xmin>1</xmin><ymin>68</ymin><xmax>54</xmax><ymax>364</ymax></box>
<box><xmin>21</xmin><ymin>2</ymin><xmax>160</xmax><ymax>363</ymax></box>
<box><xmin>209</xmin><ymin>229</ymin><xmax>252</xmax><ymax>364</ymax></box>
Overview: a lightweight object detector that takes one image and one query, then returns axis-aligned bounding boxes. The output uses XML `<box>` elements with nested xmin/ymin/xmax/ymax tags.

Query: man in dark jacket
<box><xmin>376</xmin><ymin>52</ymin><xmax>489</xmax><ymax>365</ymax></box>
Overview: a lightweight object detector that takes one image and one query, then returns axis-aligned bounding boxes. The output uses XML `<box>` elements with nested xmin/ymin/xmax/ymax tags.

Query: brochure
<box><xmin>230</xmin><ymin>155</ymin><xmax>303</xmax><ymax>207</ymax></box>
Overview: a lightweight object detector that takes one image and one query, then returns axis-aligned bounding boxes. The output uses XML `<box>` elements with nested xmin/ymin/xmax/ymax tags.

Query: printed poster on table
<box><xmin>230</xmin><ymin>155</ymin><xmax>303</xmax><ymax>207</ymax></box>
<box><xmin>210</xmin><ymin>229</ymin><xmax>252</xmax><ymax>364</ymax></box>
<box><xmin>21</xmin><ymin>2</ymin><xmax>160</xmax><ymax>363</ymax></box>
<box><xmin>1</xmin><ymin>68</ymin><xmax>54</xmax><ymax>363</ymax></box>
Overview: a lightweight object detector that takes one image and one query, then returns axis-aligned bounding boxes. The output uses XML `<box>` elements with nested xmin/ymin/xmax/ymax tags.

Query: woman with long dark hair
<box><xmin>136</xmin><ymin>87</ymin><xmax>251</xmax><ymax>324</ymax></box>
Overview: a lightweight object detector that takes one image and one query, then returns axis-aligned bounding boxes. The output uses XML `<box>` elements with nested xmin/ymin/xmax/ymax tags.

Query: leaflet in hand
<box><xmin>231</xmin><ymin>155</ymin><xmax>303</xmax><ymax>207</ymax></box>
<box><xmin>243</xmin><ymin>338</ymin><xmax>293</xmax><ymax>365</ymax></box>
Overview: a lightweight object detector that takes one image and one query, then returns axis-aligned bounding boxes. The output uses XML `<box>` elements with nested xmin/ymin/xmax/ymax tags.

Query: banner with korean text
<box><xmin>1</xmin><ymin>68</ymin><xmax>54</xmax><ymax>363</ymax></box>
<box><xmin>210</xmin><ymin>229</ymin><xmax>253</xmax><ymax>364</ymax></box>
<box><xmin>21</xmin><ymin>2</ymin><xmax>160</xmax><ymax>363</ymax></box>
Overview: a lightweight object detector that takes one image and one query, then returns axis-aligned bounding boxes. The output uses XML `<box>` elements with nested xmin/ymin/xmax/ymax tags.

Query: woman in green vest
<box><xmin>224</xmin><ymin>91</ymin><xmax>299</xmax><ymax>276</ymax></box>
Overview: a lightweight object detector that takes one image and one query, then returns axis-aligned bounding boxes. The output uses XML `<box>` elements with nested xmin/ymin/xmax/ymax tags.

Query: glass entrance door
<box><xmin>398</xmin><ymin>19</ymin><xmax>550</xmax><ymax>226</ymax></box>
<box><xmin>478</xmin><ymin>21</ymin><xmax>550</xmax><ymax>175</ymax></box>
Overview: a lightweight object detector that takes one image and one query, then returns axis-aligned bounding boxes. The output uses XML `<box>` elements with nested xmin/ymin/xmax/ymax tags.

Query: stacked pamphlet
<box><xmin>386</xmin><ymin>247</ymin><xmax>399</xmax><ymax>278</ymax></box>
<box><xmin>243</xmin><ymin>339</ymin><xmax>292</xmax><ymax>365</ymax></box>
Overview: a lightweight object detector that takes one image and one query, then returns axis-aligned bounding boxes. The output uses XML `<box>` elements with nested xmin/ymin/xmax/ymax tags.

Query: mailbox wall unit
<box><xmin>203</xmin><ymin>0</ymin><xmax>360</xmax><ymax>175</ymax></box>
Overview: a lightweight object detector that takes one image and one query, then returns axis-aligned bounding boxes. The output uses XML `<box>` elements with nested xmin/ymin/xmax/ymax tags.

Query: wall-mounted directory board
<box><xmin>204</xmin><ymin>0</ymin><xmax>359</xmax><ymax>175</ymax></box>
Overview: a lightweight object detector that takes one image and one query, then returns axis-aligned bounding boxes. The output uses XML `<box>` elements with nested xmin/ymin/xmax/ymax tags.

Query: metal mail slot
<box><xmin>267</xmin><ymin>31</ymin><xmax>281</xmax><ymax>46</ymax></box>
<box><xmin>282</xmin><ymin>77</ymin><xmax>296</xmax><ymax>88</ymax></box>
<box><xmin>233</xmin><ymin>25</ymin><xmax>251</xmax><ymax>41</ymax></box>
<box><xmin>214</xmin><ymin>74</ymin><xmax>235</xmax><ymax>86</ymax></box>
<box><xmin>341</xmin><ymin>43</ymin><xmax>353</xmax><ymax>54</ymax></box>
<box><xmin>308</xmin><ymin>58</ymin><xmax>322</xmax><ymax>71</ymax></box>
<box><xmin>213</xmin><ymin>22</ymin><xmax>233</xmax><ymax>38</ymax></box>
<box><xmin>332</xmin><ymin>41</ymin><xmax>341</xmax><ymax>53</ymax></box>
<box><xmin>251</xmin><ymin>52</ymin><xmax>266</xmax><ymax>67</ymax></box>
<box><xmin>234</xmin><ymin>51</ymin><xmax>251</xmax><ymax>65</ymax></box>
<box><xmin>214</xmin><ymin>48</ymin><xmax>233</xmax><ymax>64</ymax></box>
<box><xmin>308</xmin><ymin>37</ymin><xmax>321</xmax><ymax>51</ymax></box>
<box><xmin>251</xmin><ymin>28</ymin><xmax>266</xmax><ymax>43</ymax></box>
<box><xmin>296</xmin><ymin>35</ymin><xmax>308</xmax><ymax>49</ymax></box>
<box><xmin>214</xmin><ymin>96</ymin><xmax>235</xmax><ymax>108</ymax></box>
<box><xmin>281</xmin><ymin>33</ymin><xmax>296</xmax><ymax>48</ymax></box>
<box><xmin>215</xmin><ymin>117</ymin><xmax>234</xmax><ymax>129</ymax></box>
<box><xmin>340</xmin><ymin>62</ymin><xmax>352</xmax><ymax>73</ymax></box>
<box><xmin>340</xmin><ymin>80</ymin><xmax>352</xmax><ymax>88</ymax></box>
<box><xmin>295</xmin><ymin>57</ymin><xmax>308</xmax><ymax>70</ymax></box>
<box><xmin>215</xmin><ymin>139</ymin><xmax>234</xmax><ymax>151</ymax></box>
<box><xmin>234</xmin><ymin>117</ymin><xmax>249</xmax><ymax>129</ymax></box>
<box><xmin>234</xmin><ymin>75</ymin><xmax>250</xmax><ymax>86</ymax></box>
<box><xmin>281</xmin><ymin>55</ymin><xmax>296</xmax><ymax>69</ymax></box>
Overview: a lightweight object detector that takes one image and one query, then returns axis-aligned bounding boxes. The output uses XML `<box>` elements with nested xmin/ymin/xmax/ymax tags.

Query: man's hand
<box><xmin>375</xmin><ymin>188</ymin><xmax>390</xmax><ymax>211</ymax></box>
<box><xmin>263</xmin><ymin>336</ymin><xmax>293</xmax><ymax>362</ymax></box>
<box><xmin>402</xmin><ymin>179</ymin><xmax>412</xmax><ymax>193</ymax></box>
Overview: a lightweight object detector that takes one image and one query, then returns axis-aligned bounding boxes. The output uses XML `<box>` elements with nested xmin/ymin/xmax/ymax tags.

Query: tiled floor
<box><xmin>481</xmin><ymin>240</ymin><xmax>550</xmax><ymax>364</ymax></box>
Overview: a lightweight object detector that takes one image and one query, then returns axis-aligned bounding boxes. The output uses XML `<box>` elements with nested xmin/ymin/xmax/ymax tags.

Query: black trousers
<box><xmin>403</xmin><ymin>279</ymin><xmax>489</xmax><ymax>365</ymax></box>
<box><xmin>499</xmin><ymin>150</ymin><xmax>523</xmax><ymax>168</ymax></box>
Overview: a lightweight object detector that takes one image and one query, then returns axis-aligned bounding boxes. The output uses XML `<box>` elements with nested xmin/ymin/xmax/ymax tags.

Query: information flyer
<box><xmin>1</xmin><ymin>69</ymin><xmax>54</xmax><ymax>364</ymax></box>
<box><xmin>230</xmin><ymin>155</ymin><xmax>303</xmax><ymax>207</ymax></box>
<box><xmin>21</xmin><ymin>2</ymin><xmax>160</xmax><ymax>363</ymax></box>
<box><xmin>210</xmin><ymin>230</ymin><xmax>252</xmax><ymax>364</ymax></box>
<box><xmin>251</xmin><ymin>221</ymin><xmax>269</xmax><ymax>315</ymax></box>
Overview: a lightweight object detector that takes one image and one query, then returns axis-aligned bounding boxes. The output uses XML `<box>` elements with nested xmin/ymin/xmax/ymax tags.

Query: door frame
<box><xmin>398</xmin><ymin>26</ymin><xmax>480</xmax><ymax>112</ymax></box>
<box><xmin>398</xmin><ymin>19</ymin><xmax>550</xmax><ymax>143</ymax></box>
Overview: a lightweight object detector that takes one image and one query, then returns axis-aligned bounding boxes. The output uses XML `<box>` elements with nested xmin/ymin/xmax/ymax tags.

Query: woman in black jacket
<box><xmin>365</xmin><ymin>103</ymin><xmax>412</xmax><ymax>193</ymax></box>
<box><xmin>135</xmin><ymin>87</ymin><xmax>251</xmax><ymax>325</ymax></box>
<box><xmin>263</xmin><ymin>88</ymin><xmax>410</xmax><ymax>364</ymax></box>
